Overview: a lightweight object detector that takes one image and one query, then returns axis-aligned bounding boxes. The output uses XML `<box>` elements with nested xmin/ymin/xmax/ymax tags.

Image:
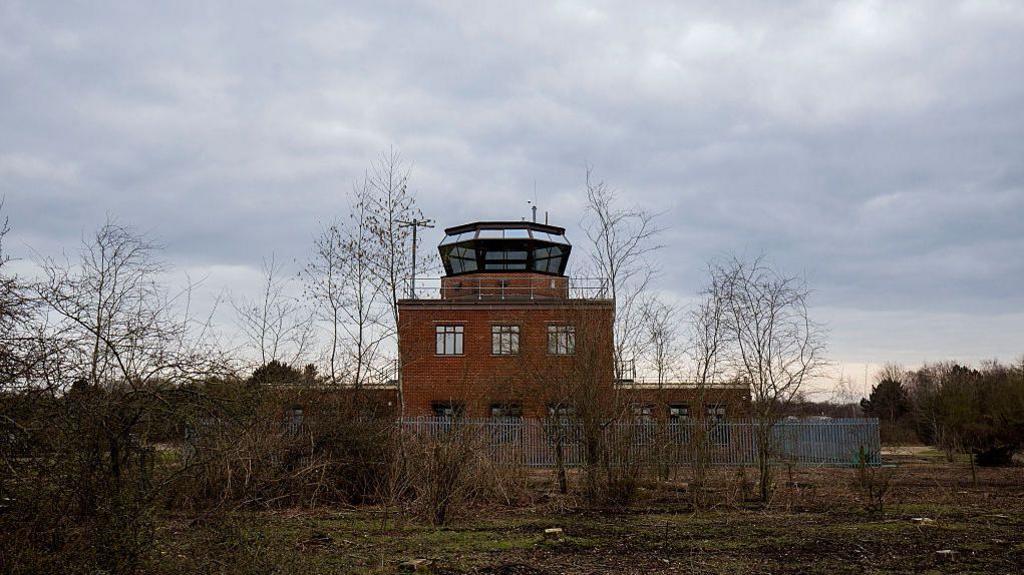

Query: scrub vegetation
<box><xmin>130</xmin><ymin>456</ymin><xmax>1024</xmax><ymax>574</ymax></box>
<box><xmin>2</xmin><ymin>158</ymin><xmax>1022</xmax><ymax>574</ymax></box>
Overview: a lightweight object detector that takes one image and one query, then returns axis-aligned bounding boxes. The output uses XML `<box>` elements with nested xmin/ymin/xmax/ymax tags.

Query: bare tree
<box><xmin>343</xmin><ymin>182</ymin><xmax>390</xmax><ymax>387</ymax></box>
<box><xmin>0</xmin><ymin>209</ymin><xmax>55</xmax><ymax>487</ymax></box>
<box><xmin>633</xmin><ymin>295</ymin><xmax>683</xmax><ymax>482</ymax></box>
<box><xmin>37</xmin><ymin>219</ymin><xmax>219</xmax><ymax>388</ymax></box>
<box><xmin>232</xmin><ymin>254</ymin><xmax>313</xmax><ymax>368</ymax></box>
<box><xmin>517</xmin><ymin>301</ymin><xmax>623</xmax><ymax>501</ymax></box>
<box><xmin>365</xmin><ymin>148</ymin><xmax>419</xmax><ymax>337</ymax></box>
<box><xmin>640</xmin><ymin>295</ymin><xmax>682</xmax><ymax>387</ymax></box>
<box><xmin>18</xmin><ymin>219</ymin><xmax>228</xmax><ymax>572</ymax></box>
<box><xmin>690</xmin><ymin>268</ymin><xmax>730</xmax><ymax>391</ymax></box>
<box><xmin>305</xmin><ymin>180</ymin><xmax>387</xmax><ymax>387</ymax></box>
<box><xmin>305</xmin><ymin>222</ymin><xmax>347</xmax><ymax>384</ymax></box>
<box><xmin>364</xmin><ymin>148</ymin><xmax>423</xmax><ymax>409</ymax></box>
<box><xmin>712</xmin><ymin>254</ymin><xmax>826</xmax><ymax>502</ymax></box>
<box><xmin>831</xmin><ymin>368</ymin><xmax>864</xmax><ymax>405</ymax></box>
<box><xmin>684</xmin><ymin>271</ymin><xmax>732</xmax><ymax>505</ymax></box>
<box><xmin>581</xmin><ymin>168</ymin><xmax>664</xmax><ymax>381</ymax></box>
<box><xmin>0</xmin><ymin>210</ymin><xmax>45</xmax><ymax>391</ymax></box>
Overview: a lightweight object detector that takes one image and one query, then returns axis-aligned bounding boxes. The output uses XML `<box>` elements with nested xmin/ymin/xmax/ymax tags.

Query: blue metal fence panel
<box><xmin>400</xmin><ymin>417</ymin><xmax>881</xmax><ymax>468</ymax></box>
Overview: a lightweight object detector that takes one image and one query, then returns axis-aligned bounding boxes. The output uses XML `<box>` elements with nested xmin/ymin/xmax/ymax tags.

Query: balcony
<box><xmin>615</xmin><ymin>358</ymin><xmax>748</xmax><ymax>389</ymax></box>
<box><xmin>403</xmin><ymin>275</ymin><xmax>610</xmax><ymax>301</ymax></box>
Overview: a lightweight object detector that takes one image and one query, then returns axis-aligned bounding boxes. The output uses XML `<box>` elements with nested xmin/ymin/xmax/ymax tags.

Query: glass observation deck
<box><xmin>438</xmin><ymin>221</ymin><xmax>572</xmax><ymax>277</ymax></box>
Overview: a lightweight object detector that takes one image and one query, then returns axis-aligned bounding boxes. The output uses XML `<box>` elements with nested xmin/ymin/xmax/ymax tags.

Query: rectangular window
<box><xmin>284</xmin><ymin>406</ymin><xmax>304</xmax><ymax>435</ymax></box>
<box><xmin>706</xmin><ymin>404</ymin><xmax>726</xmax><ymax>422</ymax></box>
<box><xmin>435</xmin><ymin>325</ymin><xmax>464</xmax><ymax>355</ymax></box>
<box><xmin>706</xmin><ymin>404</ymin><xmax>728</xmax><ymax>444</ymax></box>
<box><xmin>490</xmin><ymin>403</ymin><xmax>523</xmax><ymax>442</ymax></box>
<box><xmin>448</xmin><ymin>246</ymin><xmax>477</xmax><ymax>274</ymax></box>
<box><xmin>532</xmin><ymin>246</ymin><xmax>565</xmax><ymax>274</ymax></box>
<box><xmin>432</xmin><ymin>401</ymin><xmax>465</xmax><ymax>418</ymax></box>
<box><xmin>547</xmin><ymin>325</ymin><xmax>575</xmax><ymax>355</ymax></box>
<box><xmin>547</xmin><ymin>404</ymin><xmax>576</xmax><ymax>417</ymax></box>
<box><xmin>490</xmin><ymin>403</ymin><xmax>523</xmax><ymax>418</ymax></box>
<box><xmin>632</xmin><ymin>403</ymin><xmax>654</xmax><ymax>421</ymax></box>
<box><xmin>504</xmin><ymin>228</ymin><xmax>531</xmax><ymax>239</ymax></box>
<box><xmin>491</xmin><ymin>325</ymin><xmax>520</xmax><ymax>355</ymax></box>
<box><xmin>669</xmin><ymin>404</ymin><xmax>690</xmax><ymax>421</ymax></box>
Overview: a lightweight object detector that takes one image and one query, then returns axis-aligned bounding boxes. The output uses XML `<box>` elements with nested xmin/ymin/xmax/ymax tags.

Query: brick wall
<box><xmin>398</xmin><ymin>299</ymin><xmax>615</xmax><ymax>418</ymax></box>
<box><xmin>438</xmin><ymin>272</ymin><xmax>570</xmax><ymax>300</ymax></box>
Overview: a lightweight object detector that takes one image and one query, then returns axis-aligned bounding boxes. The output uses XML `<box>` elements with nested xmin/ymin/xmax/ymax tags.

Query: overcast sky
<box><xmin>2</xmin><ymin>1</ymin><xmax>1022</xmax><ymax>392</ymax></box>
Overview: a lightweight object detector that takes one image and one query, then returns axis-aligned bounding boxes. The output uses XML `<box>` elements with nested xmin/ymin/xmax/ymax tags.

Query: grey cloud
<box><xmin>1</xmin><ymin>0</ymin><xmax>1022</xmax><ymax>368</ymax></box>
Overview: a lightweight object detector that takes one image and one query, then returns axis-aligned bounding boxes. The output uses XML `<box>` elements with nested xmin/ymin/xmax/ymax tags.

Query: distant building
<box><xmin>397</xmin><ymin>219</ymin><xmax>749</xmax><ymax>420</ymax></box>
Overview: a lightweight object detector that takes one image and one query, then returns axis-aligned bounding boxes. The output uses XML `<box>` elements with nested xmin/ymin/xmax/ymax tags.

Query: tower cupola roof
<box><xmin>438</xmin><ymin>221</ymin><xmax>572</xmax><ymax>276</ymax></box>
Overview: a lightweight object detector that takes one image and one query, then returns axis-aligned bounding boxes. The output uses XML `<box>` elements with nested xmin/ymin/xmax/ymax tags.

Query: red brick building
<box><xmin>397</xmin><ymin>220</ymin><xmax>749</xmax><ymax>420</ymax></box>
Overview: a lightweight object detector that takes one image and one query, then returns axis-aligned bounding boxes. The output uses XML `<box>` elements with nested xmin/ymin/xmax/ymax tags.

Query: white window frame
<box><xmin>432</xmin><ymin>401</ymin><xmax>465</xmax><ymax>419</ymax></box>
<box><xmin>490</xmin><ymin>402</ymin><xmax>523</xmax><ymax>418</ymax></box>
<box><xmin>706</xmin><ymin>404</ymin><xmax>726</xmax><ymax>422</ymax></box>
<box><xmin>632</xmin><ymin>403</ymin><xmax>655</xmax><ymax>421</ymax></box>
<box><xmin>435</xmin><ymin>324</ymin><xmax>464</xmax><ymax>355</ymax></box>
<box><xmin>547</xmin><ymin>325</ymin><xmax>575</xmax><ymax>355</ymax></box>
<box><xmin>669</xmin><ymin>404</ymin><xmax>690</xmax><ymax>420</ymax></box>
<box><xmin>491</xmin><ymin>324</ymin><xmax>520</xmax><ymax>355</ymax></box>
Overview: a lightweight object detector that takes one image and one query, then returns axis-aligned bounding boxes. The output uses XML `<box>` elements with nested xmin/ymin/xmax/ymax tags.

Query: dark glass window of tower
<box><xmin>483</xmin><ymin>249</ymin><xmax>529</xmax><ymax>271</ymax></box>
<box><xmin>447</xmin><ymin>246</ymin><xmax>477</xmax><ymax>274</ymax></box>
<box><xmin>532</xmin><ymin>245</ymin><xmax>565</xmax><ymax>273</ymax></box>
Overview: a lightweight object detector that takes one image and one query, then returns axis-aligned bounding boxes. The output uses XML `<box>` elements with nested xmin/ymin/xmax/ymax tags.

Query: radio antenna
<box><xmin>396</xmin><ymin>217</ymin><xmax>435</xmax><ymax>298</ymax></box>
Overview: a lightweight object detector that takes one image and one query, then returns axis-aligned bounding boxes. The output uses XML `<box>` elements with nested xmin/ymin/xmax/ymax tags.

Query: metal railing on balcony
<box><xmin>616</xmin><ymin>358</ymin><xmax>637</xmax><ymax>382</ymax></box>
<box><xmin>402</xmin><ymin>276</ymin><xmax>610</xmax><ymax>301</ymax></box>
<box><xmin>614</xmin><ymin>357</ymin><xmax>748</xmax><ymax>389</ymax></box>
<box><xmin>360</xmin><ymin>359</ymin><xmax>399</xmax><ymax>388</ymax></box>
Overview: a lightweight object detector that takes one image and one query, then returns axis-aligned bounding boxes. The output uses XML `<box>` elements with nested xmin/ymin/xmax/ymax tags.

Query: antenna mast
<box><xmin>397</xmin><ymin>217</ymin><xmax>435</xmax><ymax>298</ymax></box>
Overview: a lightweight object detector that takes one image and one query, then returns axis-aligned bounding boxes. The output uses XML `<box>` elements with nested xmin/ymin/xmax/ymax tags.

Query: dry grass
<box><xmin>141</xmin><ymin>452</ymin><xmax>1024</xmax><ymax>574</ymax></box>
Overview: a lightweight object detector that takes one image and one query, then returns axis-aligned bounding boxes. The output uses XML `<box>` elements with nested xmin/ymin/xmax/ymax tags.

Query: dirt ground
<box><xmin>153</xmin><ymin>449</ymin><xmax>1024</xmax><ymax>574</ymax></box>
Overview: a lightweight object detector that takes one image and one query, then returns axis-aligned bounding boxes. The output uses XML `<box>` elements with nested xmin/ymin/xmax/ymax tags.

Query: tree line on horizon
<box><xmin>859</xmin><ymin>360</ymin><xmax>1024</xmax><ymax>467</ymax></box>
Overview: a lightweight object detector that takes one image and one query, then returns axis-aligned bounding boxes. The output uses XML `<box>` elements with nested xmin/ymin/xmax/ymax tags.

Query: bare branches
<box><xmin>709</xmin><ymin>255</ymin><xmax>827</xmax><ymax>418</ymax></box>
<box><xmin>6</xmin><ymin>218</ymin><xmax>236</xmax><ymax>572</ymax></box>
<box><xmin>232</xmin><ymin>255</ymin><xmax>314</xmax><ymax>368</ymax></box>
<box><xmin>690</xmin><ymin>267</ymin><xmax>730</xmax><ymax>389</ymax></box>
<box><xmin>34</xmin><ymin>218</ymin><xmax>222</xmax><ymax>389</ymax></box>
<box><xmin>364</xmin><ymin>147</ymin><xmax>420</xmax><ymax>338</ymax></box>
<box><xmin>305</xmin><ymin>222</ymin><xmax>348</xmax><ymax>383</ymax></box>
<box><xmin>0</xmin><ymin>208</ymin><xmax>48</xmax><ymax>392</ymax></box>
<box><xmin>702</xmin><ymin>254</ymin><xmax>827</xmax><ymax>501</ymax></box>
<box><xmin>581</xmin><ymin>168</ymin><xmax>665</xmax><ymax>378</ymax></box>
<box><xmin>304</xmin><ymin>179</ymin><xmax>388</xmax><ymax>386</ymax></box>
<box><xmin>640</xmin><ymin>296</ymin><xmax>682</xmax><ymax>387</ymax></box>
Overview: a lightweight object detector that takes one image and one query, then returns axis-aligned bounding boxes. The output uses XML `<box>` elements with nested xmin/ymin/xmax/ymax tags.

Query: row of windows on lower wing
<box><xmin>435</xmin><ymin>324</ymin><xmax>575</xmax><ymax>356</ymax></box>
<box><xmin>432</xmin><ymin>401</ymin><xmax>726</xmax><ymax>420</ymax></box>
